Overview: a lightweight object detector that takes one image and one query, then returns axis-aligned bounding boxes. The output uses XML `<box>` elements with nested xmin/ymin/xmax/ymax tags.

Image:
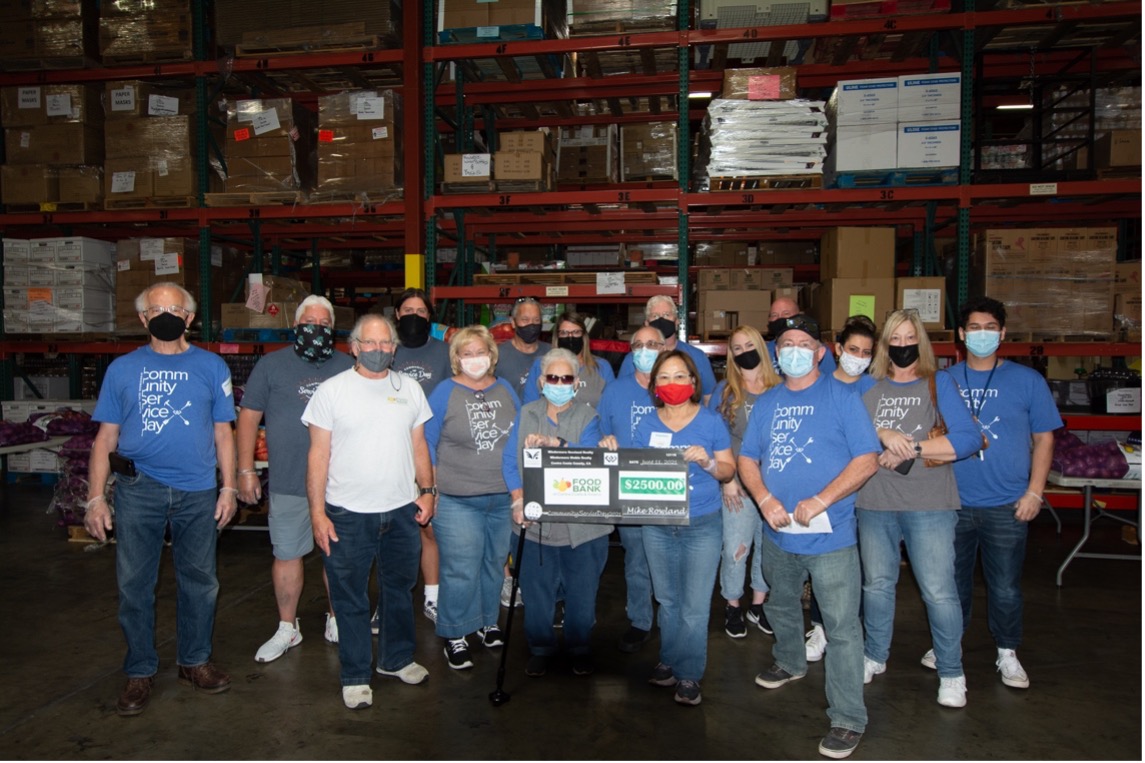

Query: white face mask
<box><xmin>460</xmin><ymin>355</ymin><xmax>491</xmax><ymax>380</ymax></box>
<box><xmin>839</xmin><ymin>352</ymin><xmax>872</xmax><ymax>378</ymax></box>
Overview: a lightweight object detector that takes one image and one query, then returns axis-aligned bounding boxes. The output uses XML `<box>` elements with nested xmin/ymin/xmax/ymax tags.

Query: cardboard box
<box><xmin>1094</xmin><ymin>129</ymin><xmax>1141</xmax><ymax>168</ymax></box>
<box><xmin>1115</xmin><ymin>292</ymin><xmax>1142</xmax><ymax>341</ymax></box>
<box><xmin>896</xmin><ymin>276</ymin><xmax>946</xmax><ymax>329</ymax></box>
<box><xmin>104</xmin><ymin>80</ymin><xmax>195</xmax><ymax>120</ymax></box>
<box><xmin>4</xmin><ymin>124</ymin><xmax>104</xmax><ymax>165</ymax></box>
<box><xmin>58</xmin><ymin>165</ymin><xmax>102</xmax><ymax>203</ymax></box>
<box><xmin>493</xmin><ymin>151</ymin><xmax>549</xmax><ymax>183</ymax></box>
<box><xmin>698</xmin><ymin>289</ymin><xmax>771</xmax><ymax>318</ymax></box>
<box><xmin>621</xmin><ymin>122</ymin><xmax>677</xmax><ymax>181</ymax></box>
<box><xmin>438</xmin><ymin>0</ymin><xmax>545</xmax><ymax>30</ymax></box>
<box><xmin>697</xmin><ymin>269</ymin><xmax>733</xmax><ymax>291</ymax></box>
<box><xmin>0</xmin><ymin>163</ymin><xmax>57</xmax><ymax>204</ymax></box>
<box><xmin>1</xmin><ymin>84</ymin><xmax>103</xmax><ymax>127</ymax></box>
<box><xmin>221</xmin><ymin>301</ymin><xmax>299</xmax><ymax>329</ymax></box>
<box><xmin>729</xmin><ymin>268</ymin><xmax>794</xmax><ymax>290</ymax></box>
<box><xmin>443</xmin><ymin>153</ymin><xmax>491</xmax><ymax>183</ymax></box>
<box><xmin>103</xmin><ymin>157</ymin><xmax>154</xmax><ymax>198</ymax></box>
<box><xmin>558</xmin><ymin>124</ymin><xmax>617</xmax><ymax>184</ymax></box>
<box><xmin>694</xmin><ymin>241</ymin><xmax>750</xmax><ymax>267</ymax></box>
<box><xmin>897</xmin><ymin>121</ymin><xmax>961</xmax><ymax>169</ymax></box>
<box><xmin>897</xmin><ymin>73</ymin><xmax>961</xmax><ymax>122</ymax></box>
<box><xmin>758</xmin><ymin>241</ymin><xmax>817</xmax><ymax>265</ymax></box>
<box><xmin>820</xmin><ymin>227</ymin><xmax>896</xmax><ymax>279</ymax></box>
<box><xmin>721</xmin><ymin>67</ymin><xmax>798</xmax><ymax>100</ymax></box>
<box><xmin>104</xmin><ymin>116</ymin><xmax>192</xmax><ymax>159</ymax></box>
<box><xmin>830</xmin><ymin>123</ymin><xmax>898</xmax><ymax>172</ymax></box>
<box><xmin>816</xmin><ymin>277</ymin><xmax>896</xmax><ymax>332</ymax></box>
<box><xmin>317</xmin><ymin>90</ymin><xmax>396</xmax><ymax>131</ymax></box>
<box><xmin>1115</xmin><ymin>261</ymin><xmax>1141</xmax><ymax>294</ymax></box>
<box><xmin>498</xmin><ymin>130</ymin><xmax>555</xmax><ymax>156</ymax></box>
<box><xmin>829</xmin><ymin>77</ymin><xmax>898</xmax><ymax>125</ymax></box>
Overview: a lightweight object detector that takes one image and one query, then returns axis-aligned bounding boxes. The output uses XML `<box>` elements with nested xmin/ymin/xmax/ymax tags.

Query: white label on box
<box><xmin>251</xmin><ymin>109</ymin><xmax>281</xmax><ymax>136</ymax></box>
<box><xmin>371</xmin><ymin>126</ymin><xmax>388</xmax><ymax>140</ymax></box>
<box><xmin>139</xmin><ymin>238</ymin><xmax>165</xmax><ymax>261</ymax></box>
<box><xmin>246</xmin><ymin>281</ymin><xmax>269</xmax><ymax>313</ymax></box>
<box><xmin>461</xmin><ymin>153</ymin><xmax>491</xmax><ymax>177</ymax></box>
<box><xmin>596</xmin><ymin>272</ymin><xmax>625</xmax><ymax>295</ymax></box>
<box><xmin>18</xmin><ymin>87</ymin><xmax>40</xmax><ymax>109</ymax></box>
<box><xmin>45</xmin><ymin>94</ymin><xmax>71</xmax><ymax>117</ymax></box>
<box><xmin>211</xmin><ymin>245</ymin><xmax>223</xmax><ymax>267</ymax></box>
<box><xmin>154</xmin><ymin>252</ymin><xmax>181</xmax><ymax>276</ymax></box>
<box><xmin>355</xmin><ymin>96</ymin><xmax>384</xmax><ymax>120</ymax></box>
<box><xmin>156</xmin><ymin>159</ymin><xmax>169</xmax><ymax>177</ymax></box>
<box><xmin>147</xmin><ymin>93</ymin><xmax>179</xmax><ymax>116</ymax></box>
<box><xmin>902</xmin><ymin>288</ymin><xmax>942</xmax><ymax>324</ymax></box>
<box><xmin>110</xmin><ymin>171</ymin><xmax>136</xmax><ymax>193</ymax></box>
<box><xmin>117</xmin><ymin>259</ymin><xmax>131</xmax><ymax>271</ymax></box>
<box><xmin>19</xmin><ymin>131</ymin><xmax>30</xmax><ymax>148</ymax></box>
<box><xmin>545</xmin><ymin>285</ymin><xmax>569</xmax><ymax>298</ymax></box>
<box><xmin>476</xmin><ymin>26</ymin><xmax>500</xmax><ymax>37</ymax></box>
<box><xmin>1107</xmin><ymin>388</ymin><xmax>1141</xmax><ymax>414</ymax></box>
<box><xmin>1029</xmin><ymin>182</ymin><xmax>1057</xmax><ymax>196</ymax></box>
<box><xmin>110</xmin><ymin>86</ymin><xmax>135</xmax><ymax>112</ymax></box>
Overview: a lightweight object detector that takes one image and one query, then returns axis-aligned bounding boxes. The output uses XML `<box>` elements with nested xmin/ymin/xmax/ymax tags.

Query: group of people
<box><xmin>83</xmin><ymin>282</ymin><xmax>1061</xmax><ymax>761</ymax></box>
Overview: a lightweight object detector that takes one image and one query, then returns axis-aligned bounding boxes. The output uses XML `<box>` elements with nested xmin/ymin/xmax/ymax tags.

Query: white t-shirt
<box><xmin>302</xmin><ymin>368</ymin><xmax>433</xmax><ymax>513</ymax></box>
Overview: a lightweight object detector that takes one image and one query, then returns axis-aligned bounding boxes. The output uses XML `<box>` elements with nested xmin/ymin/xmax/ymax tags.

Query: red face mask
<box><xmin>655</xmin><ymin>383</ymin><xmax>695</xmax><ymax>406</ymax></box>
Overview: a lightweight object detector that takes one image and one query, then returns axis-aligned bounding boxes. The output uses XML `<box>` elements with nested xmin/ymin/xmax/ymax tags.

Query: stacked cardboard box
<box><xmin>221</xmin><ymin>275</ymin><xmax>352</xmax><ymax>330</ymax></box>
<box><xmin>217</xmin><ymin>0</ymin><xmax>394</xmax><ymax>47</ymax></box>
<box><xmin>896</xmin><ymin>276</ymin><xmax>946</xmax><ymax>330</ymax></box>
<box><xmin>223</xmin><ymin>98</ymin><xmax>314</xmax><ymax>194</ymax></box>
<box><xmin>495</xmin><ymin>130</ymin><xmax>556</xmax><ymax>188</ymax></box>
<box><xmin>969</xmin><ymin>227</ymin><xmax>1118</xmax><ymax>337</ymax></box>
<box><xmin>558</xmin><ymin>124</ymin><xmax>617</xmax><ymax>184</ymax></box>
<box><xmin>814</xmin><ymin>227</ymin><xmax>897</xmax><ymax>332</ymax></box>
<box><xmin>695</xmin><ymin>267</ymin><xmax>793</xmax><ymax>337</ymax></box>
<box><xmin>0</xmin><ymin>0</ymin><xmax>95</xmax><ymax>67</ymax></box>
<box><xmin>1114</xmin><ymin>261</ymin><xmax>1141</xmax><ymax>341</ymax></box>
<box><xmin>566</xmin><ymin>0</ymin><xmax>676</xmax><ymax>34</ymax></box>
<box><xmin>621</xmin><ymin>122</ymin><xmax>677</xmax><ymax>181</ymax></box>
<box><xmin>440</xmin><ymin>0</ymin><xmax>568</xmax><ymax>37</ymax></box>
<box><xmin>315</xmin><ymin>90</ymin><xmax>399</xmax><ymax>196</ymax></box>
<box><xmin>1</xmin><ymin>84</ymin><xmax>104</xmax><ymax>206</ymax></box>
<box><xmin>99</xmin><ymin>0</ymin><xmax>192</xmax><ymax>63</ymax></box>
<box><xmin>102</xmin><ymin>81</ymin><xmax>197</xmax><ymax>206</ymax></box>
<box><xmin>2</xmin><ymin>236</ymin><xmax>115</xmax><ymax>334</ymax></box>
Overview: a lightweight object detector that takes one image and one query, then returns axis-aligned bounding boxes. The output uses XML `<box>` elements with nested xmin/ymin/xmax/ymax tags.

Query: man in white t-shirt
<box><xmin>303</xmin><ymin>314</ymin><xmax>436</xmax><ymax>710</ymax></box>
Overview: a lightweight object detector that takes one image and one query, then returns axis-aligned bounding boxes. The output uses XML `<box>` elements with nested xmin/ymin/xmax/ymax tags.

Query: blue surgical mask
<box><xmin>632</xmin><ymin>347</ymin><xmax>658</xmax><ymax>374</ymax></box>
<box><xmin>542</xmin><ymin>383</ymin><xmax>576</xmax><ymax>406</ymax></box>
<box><xmin>964</xmin><ymin>329</ymin><xmax>1001</xmax><ymax>358</ymax></box>
<box><xmin>778</xmin><ymin>346</ymin><xmax>815</xmax><ymax>378</ymax></box>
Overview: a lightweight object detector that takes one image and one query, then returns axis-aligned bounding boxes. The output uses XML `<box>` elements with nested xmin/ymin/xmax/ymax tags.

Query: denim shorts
<box><xmin>268</xmin><ymin>492</ymin><xmax>315</xmax><ymax>560</ymax></box>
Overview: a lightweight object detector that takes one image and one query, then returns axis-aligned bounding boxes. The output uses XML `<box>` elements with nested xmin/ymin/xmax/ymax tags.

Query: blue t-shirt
<box><xmin>522</xmin><ymin>354</ymin><xmax>615</xmax><ymax>409</ymax></box>
<box><xmin>634</xmin><ymin>406</ymin><xmax>732</xmax><ymax>519</ymax></box>
<box><xmin>93</xmin><ymin>345</ymin><xmax>235</xmax><ymax>491</ymax></box>
<box><xmin>950</xmin><ymin>360</ymin><xmax>1063</xmax><ymax>507</ymax></box>
<box><xmin>618</xmin><ymin>340</ymin><xmax>717</xmax><ymax>398</ymax></box>
<box><xmin>766</xmin><ymin>339</ymin><xmax>837</xmax><ymax>377</ymax></box>
<box><xmin>597</xmin><ymin>374</ymin><xmax>657</xmax><ymax>448</ymax></box>
<box><xmin>741</xmin><ymin>374</ymin><xmax>880</xmax><ymax>554</ymax></box>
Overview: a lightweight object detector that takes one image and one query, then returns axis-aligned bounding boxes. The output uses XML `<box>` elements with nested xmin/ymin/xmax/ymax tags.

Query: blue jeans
<box><xmin>519</xmin><ymin>535</ymin><xmax>609</xmax><ymax>656</ymax></box>
<box><xmin>954</xmin><ymin>505</ymin><xmax>1028</xmax><ymax>650</ymax></box>
<box><xmin>761</xmin><ymin>537</ymin><xmax>866</xmax><ymax>733</ymax></box>
<box><xmin>618</xmin><ymin>525</ymin><xmax>654</xmax><ymax>630</ymax></box>
<box><xmin>114</xmin><ymin>470</ymin><xmax>219</xmax><ymax>677</ymax></box>
<box><xmin>642</xmin><ymin>511</ymin><xmax>722</xmax><ymax>683</ymax></box>
<box><xmin>321</xmin><ymin>502</ymin><xmax>421</xmax><ymax>686</ymax></box>
<box><xmin>719</xmin><ymin>499</ymin><xmax>768</xmax><ymax>601</ymax></box>
<box><xmin>434</xmin><ymin>492</ymin><xmax>511</xmax><ymax>639</ymax></box>
<box><xmin>858</xmin><ymin>509</ymin><xmax>964</xmax><ymax>678</ymax></box>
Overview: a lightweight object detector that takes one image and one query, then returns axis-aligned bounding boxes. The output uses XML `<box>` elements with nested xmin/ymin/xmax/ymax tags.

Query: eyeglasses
<box><xmin>900</xmin><ymin>308</ymin><xmax>920</xmax><ymax>318</ymax></box>
<box><xmin>472</xmin><ymin>389</ymin><xmax>491</xmax><ymax>413</ymax></box>
<box><xmin>143</xmin><ymin>305</ymin><xmax>189</xmax><ymax>317</ymax></box>
<box><xmin>631</xmin><ymin>340</ymin><xmax>665</xmax><ymax>351</ymax></box>
<box><xmin>544</xmin><ymin>374</ymin><xmax>575</xmax><ymax>385</ymax></box>
<box><xmin>355</xmin><ymin>338</ymin><xmax>395</xmax><ymax>350</ymax></box>
<box><xmin>557</xmin><ymin>330</ymin><xmax>584</xmax><ymax>338</ymax></box>
<box><xmin>655</xmin><ymin>373</ymin><xmax>692</xmax><ymax>384</ymax></box>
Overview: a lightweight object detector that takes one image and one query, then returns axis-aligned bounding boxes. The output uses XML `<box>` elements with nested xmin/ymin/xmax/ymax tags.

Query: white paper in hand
<box><xmin>777</xmin><ymin>511</ymin><xmax>833</xmax><ymax>535</ymax></box>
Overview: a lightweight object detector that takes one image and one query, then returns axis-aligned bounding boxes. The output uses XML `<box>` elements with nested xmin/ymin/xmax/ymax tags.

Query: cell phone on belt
<box><xmin>893</xmin><ymin>457</ymin><xmax>915</xmax><ymax>476</ymax></box>
<box><xmin>109</xmin><ymin>452</ymin><xmax>137</xmax><ymax>477</ymax></box>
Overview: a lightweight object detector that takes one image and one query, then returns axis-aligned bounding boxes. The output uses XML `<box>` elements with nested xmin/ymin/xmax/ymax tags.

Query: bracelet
<box><xmin>704</xmin><ymin>459</ymin><xmax>720</xmax><ymax>475</ymax></box>
<box><xmin>220</xmin><ymin>487</ymin><xmax>238</xmax><ymax>495</ymax></box>
<box><xmin>812</xmin><ymin>495</ymin><xmax>829</xmax><ymax>509</ymax></box>
<box><xmin>758</xmin><ymin>492</ymin><xmax>772</xmax><ymax>506</ymax></box>
<box><xmin>1025</xmin><ymin>490</ymin><xmax>1043</xmax><ymax>502</ymax></box>
<box><xmin>238</xmin><ymin>469</ymin><xmax>258</xmax><ymax>476</ymax></box>
<box><xmin>85</xmin><ymin>495</ymin><xmax>106</xmax><ymax>510</ymax></box>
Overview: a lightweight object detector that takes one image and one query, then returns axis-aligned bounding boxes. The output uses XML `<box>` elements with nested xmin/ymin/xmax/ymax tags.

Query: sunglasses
<box><xmin>544</xmin><ymin>374</ymin><xmax>575</xmax><ymax>385</ymax></box>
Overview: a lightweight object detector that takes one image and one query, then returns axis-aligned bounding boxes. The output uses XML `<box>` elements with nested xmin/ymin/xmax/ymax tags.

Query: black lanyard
<box><xmin>963</xmin><ymin>357</ymin><xmax>999</xmax><ymax>421</ymax></box>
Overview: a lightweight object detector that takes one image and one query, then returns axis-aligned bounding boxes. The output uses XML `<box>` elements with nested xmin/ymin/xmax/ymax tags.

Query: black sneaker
<box><xmin>618</xmin><ymin>625</ymin><xmax>651</xmax><ymax>653</ymax></box>
<box><xmin>724</xmin><ymin>604</ymin><xmax>747</xmax><ymax>639</ymax></box>
<box><xmin>571</xmin><ymin>654</ymin><xmax>595</xmax><ymax>676</ymax></box>
<box><xmin>525</xmin><ymin>654</ymin><xmax>550</xmax><ymax>677</ymax></box>
<box><xmin>818</xmin><ymin>727</ymin><xmax>862</xmax><ymax>759</ymax></box>
<box><xmin>674</xmin><ymin>679</ymin><xmax>702</xmax><ymax>706</ymax></box>
<box><xmin>648</xmin><ymin>662</ymin><xmax>678</xmax><ymax>687</ymax></box>
<box><xmin>755</xmin><ymin>663</ymin><xmax>805</xmax><ymax>689</ymax></box>
<box><xmin>476</xmin><ymin>625</ymin><xmax>504</xmax><ymax>648</ymax></box>
<box><xmin>746</xmin><ymin>603</ymin><xmax>773</xmax><ymax>635</ymax></box>
<box><xmin>443</xmin><ymin>638</ymin><xmax>473</xmax><ymax>670</ymax></box>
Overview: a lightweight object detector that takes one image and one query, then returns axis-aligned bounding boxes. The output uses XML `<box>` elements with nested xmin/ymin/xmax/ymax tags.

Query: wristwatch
<box><xmin>419</xmin><ymin>486</ymin><xmax>438</xmax><ymax>497</ymax></box>
<box><xmin>914</xmin><ymin>443</ymin><xmax>923</xmax><ymax>457</ymax></box>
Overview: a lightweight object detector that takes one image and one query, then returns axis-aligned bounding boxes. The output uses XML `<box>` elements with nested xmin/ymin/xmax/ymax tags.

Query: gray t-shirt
<box><xmin>496</xmin><ymin>339</ymin><xmax>550</xmax><ymax>399</ymax></box>
<box><xmin>708</xmin><ymin>380</ymin><xmax>759</xmax><ymax>458</ymax></box>
<box><xmin>394</xmin><ymin>337</ymin><xmax>452</xmax><ymax>395</ymax></box>
<box><xmin>427</xmin><ymin>378</ymin><xmax>519</xmax><ymax>496</ymax></box>
<box><xmin>241</xmin><ymin>347</ymin><xmax>355</xmax><ymax>496</ymax></box>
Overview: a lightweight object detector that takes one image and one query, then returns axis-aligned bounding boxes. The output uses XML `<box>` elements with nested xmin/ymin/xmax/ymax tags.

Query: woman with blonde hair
<box><xmin>707</xmin><ymin>325</ymin><xmax>782</xmax><ymax>639</ymax></box>
<box><xmin>425</xmin><ymin>325</ymin><xmax>521</xmax><ymax>672</ymax></box>
<box><xmin>855</xmin><ymin>309</ymin><xmax>981</xmax><ymax>708</ymax></box>
<box><xmin>522</xmin><ymin>311</ymin><xmax>614</xmax><ymax>408</ymax></box>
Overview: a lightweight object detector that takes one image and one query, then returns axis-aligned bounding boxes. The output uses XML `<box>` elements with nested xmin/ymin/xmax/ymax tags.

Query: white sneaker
<box><xmin>324</xmin><ymin>613</ymin><xmax>339</xmax><ymax>644</ymax></box>
<box><xmin>805</xmin><ymin>625</ymin><xmax>828</xmax><ymax>663</ymax></box>
<box><xmin>937</xmin><ymin>675</ymin><xmax>968</xmax><ymax>708</ymax></box>
<box><xmin>255</xmin><ymin>619</ymin><xmax>302</xmax><ymax>663</ymax></box>
<box><xmin>863</xmin><ymin>656</ymin><xmax>885</xmax><ymax>685</ymax></box>
<box><xmin>920</xmin><ymin>648</ymin><xmax>936</xmax><ymax>670</ymax></box>
<box><xmin>376</xmin><ymin>661</ymin><xmax>429</xmax><ymax>685</ymax></box>
<box><xmin>500</xmin><ymin>576</ymin><xmax>523</xmax><ymax>608</ymax></box>
<box><xmin>423</xmin><ymin>600</ymin><xmax>438</xmax><ymax>623</ymax></box>
<box><xmin>342</xmin><ymin>684</ymin><xmax>372</xmax><ymax>709</ymax></box>
<box><xmin>996</xmin><ymin>649</ymin><xmax>1029</xmax><ymax>689</ymax></box>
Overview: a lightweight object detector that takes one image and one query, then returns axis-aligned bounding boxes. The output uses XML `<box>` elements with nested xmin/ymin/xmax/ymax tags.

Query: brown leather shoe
<box><xmin>116</xmin><ymin>676</ymin><xmax>154</xmax><ymax>716</ymax></box>
<box><xmin>177</xmin><ymin>662</ymin><xmax>231</xmax><ymax>694</ymax></box>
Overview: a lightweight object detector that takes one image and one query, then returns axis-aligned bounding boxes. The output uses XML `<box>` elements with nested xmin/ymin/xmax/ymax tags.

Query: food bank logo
<box><xmin>552</xmin><ymin>478</ymin><xmax>573</xmax><ymax>493</ymax></box>
<box><xmin>543</xmin><ymin>468</ymin><xmax>610</xmax><ymax>506</ymax></box>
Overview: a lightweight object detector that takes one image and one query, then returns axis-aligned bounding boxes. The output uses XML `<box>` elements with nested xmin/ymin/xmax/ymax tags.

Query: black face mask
<box><xmin>557</xmin><ymin>336</ymin><xmax>585</xmax><ymax>356</ymax></box>
<box><xmin>516</xmin><ymin>323</ymin><xmax>542</xmax><ymax>344</ymax></box>
<box><xmin>396</xmin><ymin>314</ymin><xmax>430</xmax><ymax>348</ymax></box>
<box><xmin>887</xmin><ymin>343</ymin><xmax>921</xmax><ymax>368</ymax></box>
<box><xmin>148</xmin><ymin>311</ymin><xmax>186</xmax><ymax>342</ymax></box>
<box><xmin>733</xmin><ymin>349</ymin><xmax>762</xmax><ymax>370</ymax></box>
<box><xmin>294</xmin><ymin>324</ymin><xmax>334</xmax><ymax>363</ymax></box>
<box><xmin>649</xmin><ymin>317</ymin><xmax>677</xmax><ymax>341</ymax></box>
<box><xmin>767</xmin><ymin>318</ymin><xmax>787</xmax><ymax>340</ymax></box>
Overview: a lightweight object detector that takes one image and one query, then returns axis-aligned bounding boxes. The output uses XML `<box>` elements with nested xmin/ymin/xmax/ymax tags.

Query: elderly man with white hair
<box><xmin>617</xmin><ymin>294</ymin><xmax>717</xmax><ymax>404</ymax></box>
<box><xmin>237</xmin><ymin>295</ymin><xmax>356</xmax><ymax>663</ymax></box>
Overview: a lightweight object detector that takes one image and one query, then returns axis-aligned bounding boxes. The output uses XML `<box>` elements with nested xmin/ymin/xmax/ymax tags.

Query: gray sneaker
<box><xmin>674</xmin><ymin>679</ymin><xmax>702</xmax><ymax>706</ymax></box>
<box><xmin>755</xmin><ymin>663</ymin><xmax>806</xmax><ymax>689</ymax></box>
<box><xmin>818</xmin><ymin>727</ymin><xmax>862</xmax><ymax>759</ymax></box>
<box><xmin>648</xmin><ymin>662</ymin><xmax>678</xmax><ymax>687</ymax></box>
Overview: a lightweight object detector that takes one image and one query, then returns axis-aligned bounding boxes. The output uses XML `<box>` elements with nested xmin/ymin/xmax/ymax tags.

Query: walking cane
<box><xmin>489</xmin><ymin>524</ymin><xmax>529</xmax><ymax>707</ymax></box>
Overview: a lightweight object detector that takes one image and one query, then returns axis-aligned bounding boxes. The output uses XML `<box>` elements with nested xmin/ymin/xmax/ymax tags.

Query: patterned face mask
<box><xmin>294</xmin><ymin>323</ymin><xmax>335</xmax><ymax>363</ymax></box>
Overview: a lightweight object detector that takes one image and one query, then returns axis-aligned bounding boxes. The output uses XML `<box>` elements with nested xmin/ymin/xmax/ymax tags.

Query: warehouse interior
<box><xmin>0</xmin><ymin>0</ymin><xmax>1141</xmax><ymax>759</ymax></box>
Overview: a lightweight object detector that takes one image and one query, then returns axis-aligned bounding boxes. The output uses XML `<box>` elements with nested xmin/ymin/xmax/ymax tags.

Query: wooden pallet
<box><xmin>709</xmin><ymin>174</ymin><xmax>823</xmax><ymax>191</ymax></box>
<box><xmin>104</xmin><ymin>195</ymin><xmax>196</xmax><ymax>211</ymax></box>
<box><xmin>440</xmin><ymin>181</ymin><xmax>495</xmax><ymax>195</ymax></box>
<box><xmin>829</xmin><ymin>0</ymin><xmax>951</xmax><ymax>20</ymax></box>
<box><xmin>4</xmin><ymin>201</ymin><xmax>103</xmax><ymax>213</ymax></box>
<box><xmin>100</xmin><ymin>47</ymin><xmax>194</xmax><ymax>66</ymax></box>
<box><xmin>493</xmin><ymin>179</ymin><xmax>552</xmax><ymax>193</ymax></box>
<box><xmin>564</xmin><ymin>271</ymin><xmax>658</xmax><ymax>284</ymax></box>
<box><xmin>474</xmin><ymin>272</ymin><xmax>569</xmax><ymax>286</ymax></box>
<box><xmin>439</xmin><ymin>24</ymin><xmax>544</xmax><ymax>45</ymax></box>
<box><xmin>622</xmin><ymin>173</ymin><xmax>679</xmax><ymax>183</ymax></box>
<box><xmin>1005</xmin><ymin>331</ymin><xmax>1117</xmax><ymax>343</ymax></box>
<box><xmin>306</xmin><ymin>189</ymin><xmax>402</xmax><ymax>205</ymax></box>
<box><xmin>203</xmin><ymin>191</ymin><xmax>305</xmax><ymax>207</ymax></box>
<box><xmin>568</xmin><ymin>17</ymin><xmax>678</xmax><ymax>37</ymax></box>
<box><xmin>832</xmin><ymin>167</ymin><xmax>958</xmax><ymax>189</ymax></box>
<box><xmin>1095</xmin><ymin>167</ymin><xmax>1141</xmax><ymax>180</ymax></box>
<box><xmin>235</xmin><ymin>35</ymin><xmax>384</xmax><ymax>58</ymax></box>
<box><xmin>0</xmin><ymin>55</ymin><xmax>96</xmax><ymax>72</ymax></box>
